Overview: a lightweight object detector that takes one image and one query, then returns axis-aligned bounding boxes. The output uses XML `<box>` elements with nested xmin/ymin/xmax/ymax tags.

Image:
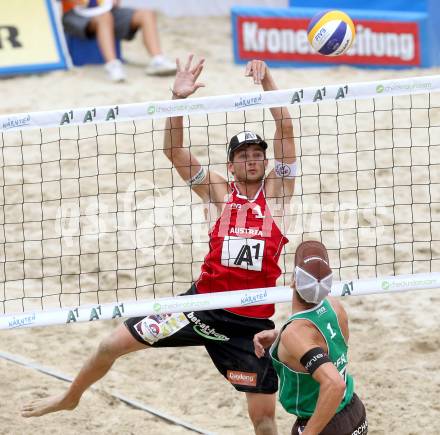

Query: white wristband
<box><xmin>274</xmin><ymin>160</ymin><xmax>297</xmax><ymax>178</ymax></box>
<box><xmin>186</xmin><ymin>167</ymin><xmax>206</xmax><ymax>186</ymax></box>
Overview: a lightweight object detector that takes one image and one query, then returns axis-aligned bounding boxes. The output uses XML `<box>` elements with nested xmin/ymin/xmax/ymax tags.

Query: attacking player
<box><xmin>22</xmin><ymin>55</ymin><xmax>296</xmax><ymax>435</ymax></box>
<box><xmin>254</xmin><ymin>241</ymin><xmax>368</xmax><ymax>435</ymax></box>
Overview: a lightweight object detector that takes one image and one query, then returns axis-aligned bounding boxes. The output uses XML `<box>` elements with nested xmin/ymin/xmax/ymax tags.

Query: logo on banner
<box><xmin>376</xmin><ymin>81</ymin><xmax>432</xmax><ymax>94</ymax></box>
<box><xmin>8</xmin><ymin>312</ymin><xmax>36</xmax><ymax>329</ymax></box>
<box><xmin>236</xmin><ymin>16</ymin><xmax>421</xmax><ymax>66</ymax></box>
<box><xmin>227</xmin><ymin>370</ymin><xmax>257</xmax><ymax>386</ymax></box>
<box><xmin>234</xmin><ymin>94</ymin><xmax>263</xmax><ymax>109</ymax></box>
<box><xmin>381</xmin><ymin>278</ymin><xmax>436</xmax><ymax>291</ymax></box>
<box><xmin>2</xmin><ymin>114</ymin><xmax>31</xmax><ymax>130</ymax></box>
<box><xmin>0</xmin><ymin>26</ymin><xmax>22</xmax><ymax>49</ymax></box>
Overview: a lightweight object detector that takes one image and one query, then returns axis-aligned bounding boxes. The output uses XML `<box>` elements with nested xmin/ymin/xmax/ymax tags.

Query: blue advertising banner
<box><xmin>233</xmin><ymin>0</ymin><xmax>440</xmax><ymax>68</ymax></box>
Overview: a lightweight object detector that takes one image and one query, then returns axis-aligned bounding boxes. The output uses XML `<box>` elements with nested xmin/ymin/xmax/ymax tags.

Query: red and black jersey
<box><xmin>195</xmin><ymin>182</ymin><xmax>288</xmax><ymax>318</ymax></box>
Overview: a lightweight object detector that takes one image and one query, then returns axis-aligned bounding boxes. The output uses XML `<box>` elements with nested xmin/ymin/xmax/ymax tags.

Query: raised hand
<box><xmin>245</xmin><ymin>59</ymin><xmax>271</xmax><ymax>85</ymax></box>
<box><xmin>172</xmin><ymin>54</ymin><xmax>205</xmax><ymax>99</ymax></box>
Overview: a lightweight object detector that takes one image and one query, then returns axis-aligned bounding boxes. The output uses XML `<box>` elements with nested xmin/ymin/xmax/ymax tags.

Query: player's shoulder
<box><xmin>281</xmin><ymin>318</ymin><xmax>322</xmax><ymax>351</ymax></box>
<box><xmin>327</xmin><ymin>297</ymin><xmax>348</xmax><ymax>326</ymax></box>
<box><xmin>327</xmin><ymin>296</ymin><xmax>344</xmax><ymax>311</ymax></box>
<box><xmin>284</xmin><ymin>317</ymin><xmax>315</xmax><ymax>338</ymax></box>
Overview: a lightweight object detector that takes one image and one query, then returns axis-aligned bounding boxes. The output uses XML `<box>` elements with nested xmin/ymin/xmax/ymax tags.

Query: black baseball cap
<box><xmin>227</xmin><ymin>131</ymin><xmax>268</xmax><ymax>161</ymax></box>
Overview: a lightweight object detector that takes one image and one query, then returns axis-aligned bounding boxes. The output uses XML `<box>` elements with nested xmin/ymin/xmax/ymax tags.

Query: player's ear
<box><xmin>227</xmin><ymin>161</ymin><xmax>234</xmax><ymax>174</ymax></box>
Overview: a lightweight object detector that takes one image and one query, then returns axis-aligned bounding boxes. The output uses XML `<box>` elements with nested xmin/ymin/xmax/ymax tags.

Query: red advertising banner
<box><xmin>236</xmin><ymin>16</ymin><xmax>421</xmax><ymax>66</ymax></box>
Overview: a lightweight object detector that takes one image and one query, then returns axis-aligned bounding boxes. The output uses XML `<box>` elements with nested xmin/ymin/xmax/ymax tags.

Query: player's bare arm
<box><xmin>253</xmin><ymin>328</ymin><xmax>279</xmax><ymax>359</ymax></box>
<box><xmin>280</xmin><ymin>322</ymin><xmax>347</xmax><ymax>435</ymax></box>
<box><xmin>163</xmin><ymin>54</ymin><xmax>228</xmax><ymax>209</ymax></box>
<box><xmin>245</xmin><ymin>60</ymin><xmax>296</xmax><ymax>204</ymax></box>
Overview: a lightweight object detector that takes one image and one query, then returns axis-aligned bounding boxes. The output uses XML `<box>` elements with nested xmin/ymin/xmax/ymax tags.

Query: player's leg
<box><xmin>202</xmin><ymin>309</ymin><xmax>279</xmax><ymax>434</ymax></box>
<box><xmin>21</xmin><ymin>323</ymin><xmax>146</xmax><ymax>418</ymax></box>
<box><xmin>246</xmin><ymin>392</ymin><xmax>278</xmax><ymax>435</ymax></box>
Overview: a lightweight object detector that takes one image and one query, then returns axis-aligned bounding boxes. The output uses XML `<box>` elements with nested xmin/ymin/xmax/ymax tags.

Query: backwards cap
<box><xmin>294</xmin><ymin>240</ymin><xmax>333</xmax><ymax>304</ymax></box>
<box><xmin>227</xmin><ymin>131</ymin><xmax>268</xmax><ymax>161</ymax></box>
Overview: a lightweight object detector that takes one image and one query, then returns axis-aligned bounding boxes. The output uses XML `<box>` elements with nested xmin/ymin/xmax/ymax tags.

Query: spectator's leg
<box><xmin>87</xmin><ymin>11</ymin><xmax>126</xmax><ymax>82</ymax></box>
<box><xmin>130</xmin><ymin>9</ymin><xmax>162</xmax><ymax>57</ymax></box>
<box><xmin>88</xmin><ymin>11</ymin><xmax>118</xmax><ymax>62</ymax></box>
<box><xmin>130</xmin><ymin>9</ymin><xmax>176</xmax><ymax>76</ymax></box>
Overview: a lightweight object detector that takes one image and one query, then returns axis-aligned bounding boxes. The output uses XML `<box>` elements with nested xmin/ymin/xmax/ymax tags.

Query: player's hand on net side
<box><xmin>253</xmin><ymin>329</ymin><xmax>279</xmax><ymax>358</ymax></box>
<box><xmin>245</xmin><ymin>59</ymin><xmax>270</xmax><ymax>85</ymax></box>
<box><xmin>172</xmin><ymin>54</ymin><xmax>205</xmax><ymax>99</ymax></box>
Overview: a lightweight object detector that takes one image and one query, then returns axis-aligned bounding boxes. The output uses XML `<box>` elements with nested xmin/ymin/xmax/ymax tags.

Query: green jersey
<box><xmin>270</xmin><ymin>299</ymin><xmax>354</xmax><ymax>418</ymax></box>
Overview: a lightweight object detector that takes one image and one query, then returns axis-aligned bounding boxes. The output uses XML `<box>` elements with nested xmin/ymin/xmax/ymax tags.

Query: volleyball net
<box><xmin>1</xmin><ymin>75</ymin><xmax>440</xmax><ymax>329</ymax></box>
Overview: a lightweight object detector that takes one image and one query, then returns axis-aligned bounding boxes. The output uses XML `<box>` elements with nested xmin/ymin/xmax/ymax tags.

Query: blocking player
<box><xmin>22</xmin><ymin>55</ymin><xmax>296</xmax><ymax>435</ymax></box>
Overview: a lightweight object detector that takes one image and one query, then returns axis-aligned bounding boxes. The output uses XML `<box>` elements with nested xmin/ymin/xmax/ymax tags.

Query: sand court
<box><xmin>0</xmin><ymin>14</ymin><xmax>440</xmax><ymax>435</ymax></box>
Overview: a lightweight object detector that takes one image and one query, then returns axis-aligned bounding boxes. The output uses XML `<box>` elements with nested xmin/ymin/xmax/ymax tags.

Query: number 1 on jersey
<box><xmin>327</xmin><ymin>322</ymin><xmax>337</xmax><ymax>339</ymax></box>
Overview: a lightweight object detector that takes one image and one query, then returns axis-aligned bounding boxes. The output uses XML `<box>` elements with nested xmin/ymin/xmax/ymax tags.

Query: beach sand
<box><xmin>0</xmin><ymin>14</ymin><xmax>440</xmax><ymax>435</ymax></box>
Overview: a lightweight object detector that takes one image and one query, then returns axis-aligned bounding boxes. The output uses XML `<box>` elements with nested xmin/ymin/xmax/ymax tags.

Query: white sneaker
<box><xmin>104</xmin><ymin>59</ymin><xmax>126</xmax><ymax>82</ymax></box>
<box><xmin>145</xmin><ymin>55</ymin><xmax>177</xmax><ymax>77</ymax></box>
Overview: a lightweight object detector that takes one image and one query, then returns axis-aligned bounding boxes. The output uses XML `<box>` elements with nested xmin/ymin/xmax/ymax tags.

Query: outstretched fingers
<box><xmin>245</xmin><ymin>60</ymin><xmax>267</xmax><ymax>84</ymax></box>
<box><xmin>245</xmin><ymin>61</ymin><xmax>253</xmax><ymax>77</ymax></box>
<box><xmin>184</xmin><ymin>54</ymin><xmax>194</xmax><ymax>71</ymax></box>
<box><xmin>176</xmin><ymin>57</ymin><xmax>182</xmax><ymax>72</ymax></box>
<box><xmin>257</xmin><ymin>61</ymin><xmax>266</xmax><ymax>83</ymax></box>
<box><xmin>192</xmin><ymin>58</ymin><xmax>205</xmax><ymax>81</ymax></box>
<box><xmin>194</xmin><ymin>82</ymin><xmax>206</xmax><ymax>91</ymax></box>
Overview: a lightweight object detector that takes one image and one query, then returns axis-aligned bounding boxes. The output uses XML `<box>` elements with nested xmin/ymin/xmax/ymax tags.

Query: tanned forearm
<box><xmin>163</xmin><ymin>95</ymin><xmax>185</xmax><ymax>160</ymax></box>
<box><xmin>303</xmin><ymin>380</ymin><xmax>345</xmax><ymax>435</ymax></box>
<box><xmin>261</xmin><ymin>73</ymin><xmax>293</xmax><ymax>133</ymax></box>
<box><xmin>261</xmin><ymin>71</ymin><xmax>295</xmax><ymax>162</ymax></box>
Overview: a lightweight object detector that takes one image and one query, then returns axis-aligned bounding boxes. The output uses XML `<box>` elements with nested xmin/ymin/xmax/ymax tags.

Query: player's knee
<box><xmin>250</xmin><ymin>415</ymin><xmax>276</xmax><ymax>435</ymax></box>
<box><xmin>247</xmin><ymin>393</ymin><xmax>276</xmax><ymax>434</ymax></box>
<box><xmin>97</xmin><ymin>334</ymin><xmax>125</xmax><ymax>360</ymax></box>
<box><xmin>248</xmin><ymin>409</ymin><xmax>275</xmax><ymax>423</ymax></box>
<box><xmin>97</xmin><ymin>324</ymin><xmax>145</xmax><ymax>359</ymax></box>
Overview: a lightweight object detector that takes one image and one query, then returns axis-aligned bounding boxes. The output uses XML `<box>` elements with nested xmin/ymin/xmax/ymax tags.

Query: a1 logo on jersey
<box><xmin>252</xmin><ymin>204</ymin><xmax>265</xmax><ymax>219</ymax></box>
<box><xmin>221</xmin><ymin>236</ymin><xmax>265</xmax><ymax>271</ymax></box>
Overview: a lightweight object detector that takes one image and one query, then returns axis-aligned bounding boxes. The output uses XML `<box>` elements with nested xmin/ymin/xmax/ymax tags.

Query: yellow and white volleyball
<box><xmin>307</xmin><ymin>10</ymin><xmax>356</xmax><ymax>56</ymax></box>
<box><xmin>74</xmin><ymin>0</ymin><xmax>113</xmax><ymax>18</ymax></box>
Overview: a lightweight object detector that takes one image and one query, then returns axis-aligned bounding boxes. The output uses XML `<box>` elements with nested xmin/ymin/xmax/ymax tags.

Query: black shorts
<box><xmin>292</xmin><ymin>393</ymin><xmax>368</xmax><ymax>435</ymax></box>
<box><xmin>124</xmin><ymin>286</ymin><xmax>278</xmax><ymax>394</ymax></box>
<box><xmin>63</xmin><ymin>7</ymin><xmax>137</xmax><ymax>40</ymax></box>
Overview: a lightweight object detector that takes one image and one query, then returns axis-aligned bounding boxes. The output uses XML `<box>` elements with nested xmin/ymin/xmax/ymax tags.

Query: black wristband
<box><xmin>300</xmin><ymin>347</ymin><xmax>331</xmax><ymax>375</ymax></box>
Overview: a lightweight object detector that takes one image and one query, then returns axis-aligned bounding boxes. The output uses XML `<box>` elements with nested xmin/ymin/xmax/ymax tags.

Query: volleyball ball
<box><xmin>307</xmin><ymin>10</ymin><xmax>355</xmax><ymax>56</ymax></box>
